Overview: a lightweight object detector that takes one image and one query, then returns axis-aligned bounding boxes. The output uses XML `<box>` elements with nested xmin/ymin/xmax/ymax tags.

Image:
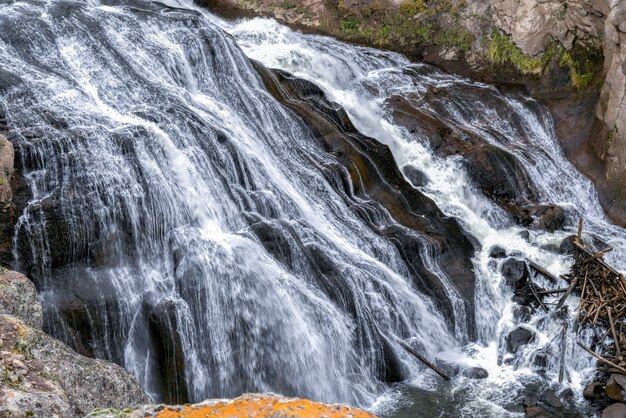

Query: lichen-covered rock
<box><xmin>88</xmin><ymin>393</ymin><xmax>377</xmax><ymax>417</ymax></box>
<box><xmin>0</xmin><ymin>267</ymin><xmax>42</xmax><ymax>328</ymax></box>
<box><xmin>0</xmin><ymin>269</ymin><xmax>149</xmax><ymax>418</ymax></box>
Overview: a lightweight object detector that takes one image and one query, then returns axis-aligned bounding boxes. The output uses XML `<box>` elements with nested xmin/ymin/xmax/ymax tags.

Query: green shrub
<box><xmin>339</xmin><ymin>18</ymin><xmax>359</xmax><ymax>32</ymax></box>
<box><xmin>487</xmin><ymin>29</ymin><xmax>543</xmax><ymax>74</ymax></box>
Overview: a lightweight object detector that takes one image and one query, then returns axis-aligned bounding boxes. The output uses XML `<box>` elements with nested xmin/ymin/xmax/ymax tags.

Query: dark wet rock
<box><xmin>583</xmin><ymin>382</ymin><xmax>604</xmax><ymax>400</ymax></box>
<box><xmin>460</xmin><ymin>366</ymin><xmax>489</xmax><ymax>379</ymax></box>
<box><xmin>506</xmin><ymin>326</ymin><xmax>535</xmax><ymax>353</ymax></box>
<box><xmin>523</xmin><ymin>395</ymin><xmax>538</xmax><ymax>407</ymax></box>
<box><xmin>501</xmin><ymin>258</ymin><xmax>528</xmax><ymax>288</ymax></box>
<box><xmin>531</xmin><ymin>350</ymin><xmax>549</xmax><ymax>371</ymax></box>
<box><xmin>489</xmin><ymin>246</ymin><xmax>507</xmax><ymax>259</ymax></box>
<box><xmin>602</xmin><ymin>403</ymin><xmax>626</xmax><ymax>418</ymax></box>
<box><xmin>512</xmin><ymin>293</ymin><xmax>533</xmax><ymax>307</ymax></box>
<box><xmin>559</xmin><ymin>235</ymin><xmax>578</xmax><ymax>254</ymax></box>
<box><xmin>434</xmin><ymin>358</ymin><xmax>460</xmax><ymax>377</ymax></box>
<box><xmin>253</xmin><ymin>63</ymin><xmax>478</xmax><ymax>338</ymax></box>
<box><xmin>559</xmin><ymin>388</ymin><xmax>574</xmax><ymax>403</ymax></box>
<box><xmin>541</xmin><ymin>388</ymin><xmax>564</xmax><ymax>409</ymax></box>
<box><xmin>519</xmin><ymin>230</ymin><xmax>531</xmax><ymax>241</ymax></box>
<box><xmin>530</xmin><ymin>205</ymin><xmax>566</xmax><ymax>233</ymax></box>
<box><xmin>512</xmin><ymin>304</ymin><xmax>533</xmax><ymax>322</ymax></box>
<box><xmin>462</xmin><ymin>143</ymin><xmax>535</xmax><ymax>202</ymax></box>
<box><xmin>507</xmin><ymin>203</ymin><xmax>566</xmax><ymax>233</ymax></box>
<box><xmin>540</xmin><ymin>244</ymin><xmax>560</xmax><ymax>254</ymax></box>
<box><xmin>147</xmin><ymin>299</ymin><xmax>189</xmax><ymax>405</ymax></box>
<box><xmin>402</xmin><ymin>165</ymin><xmax>429</xmax><ymax>188</ymax></box>
<box><xmin>606</xmin><ymin>374</ymin><xmax>626</xmax><ymax>402</ymax></box>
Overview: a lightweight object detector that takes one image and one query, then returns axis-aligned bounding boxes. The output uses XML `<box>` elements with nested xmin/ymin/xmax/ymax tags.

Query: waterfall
<box><xmin>1</xmin><ymin>0</ymin><xmax>624</xmax><ymax>415</ymax></box>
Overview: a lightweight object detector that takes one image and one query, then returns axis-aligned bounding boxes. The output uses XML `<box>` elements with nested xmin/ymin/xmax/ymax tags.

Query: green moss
<box><xmin>559</xmin><ymin>48</ymin><xmax>599</xmax><ymax>91</ymax></box>
<box><xmin>400</xmin><ymin>0</ymin><xmax>426</xmax><ymax>16</ymax></box>
<box><xmin>486</xmin><ymin>29</ymin><xmax>543</xmax><ymax>74</ymax></box>
<box><xmin>339</xmin><ymin>18</ymin><xmax>359</xmax><ymax>32</ymax></box>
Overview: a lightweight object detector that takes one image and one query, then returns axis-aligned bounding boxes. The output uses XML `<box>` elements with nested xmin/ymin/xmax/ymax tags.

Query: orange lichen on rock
<box><xmin>152</xmin><ymin>394</ymin><xmax>377</xmax><ymax>418</ymax></box>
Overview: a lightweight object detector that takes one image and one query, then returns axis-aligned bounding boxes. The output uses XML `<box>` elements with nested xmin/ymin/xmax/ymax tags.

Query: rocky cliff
<box><xmin>204</xmin><ymin>0</ymin><xmax>626</xmax><ymax>226</ymax></box>
<box><xmin>0</xmin><ymin>268</ymin><xmax>149</xmax><ymax>417</ymax></box>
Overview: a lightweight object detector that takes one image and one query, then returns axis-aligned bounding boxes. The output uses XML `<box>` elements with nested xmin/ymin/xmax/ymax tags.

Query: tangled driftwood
<box><xmin>563</xmin><ymin>220</ymin><xmax>626</xmax><ymax>376</ymax></box>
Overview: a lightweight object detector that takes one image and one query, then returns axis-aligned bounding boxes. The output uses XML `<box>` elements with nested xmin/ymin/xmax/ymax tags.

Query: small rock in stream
<box><xmin>583</xmin><ymin>382</ymin><xmax>604</xmax><ymax>400</ymax></box>
<box><xmin>541</xmin><ymin>388</ymin><xmax>564</xmax><ymax>409</ymax></box>
<box><xmin>501</xmin><ymin>258</ymin><xmax>528</xmax><ymax>288</ymax></box>
<box><xmin>606</xmin><ymin>374</ymin><xmax>626</xmax><ymax>402</ymax></box>
<box><xmin>602</xmin><ymin>403</ymin><xmax>626</xmax><ymax>418</ymax></box>
<box><xmin>506</xmin><ymin>326</ymin><xmax>535</xmax><ymax>353</ymax></box>
<box><xmin>460</xmin><ymin>367</ymin><xmax>489</xmax><ymax>379</ymax></box>
<box><xmin>489</xmin><ymin>246</ymin><xmax>507</xmax><ymax>258</ymax></box>
<box><xmin>559</xmin><ymin>235</ymin><xmax>578</xmax><ymax>255</ymax></box>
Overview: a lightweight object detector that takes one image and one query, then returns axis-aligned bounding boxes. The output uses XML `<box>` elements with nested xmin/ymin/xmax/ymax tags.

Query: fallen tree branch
<box><xmin>577</xmin><ymin>341</ymin><xmax>626</xmax><ymax>374</ymax></box>
<box><xmin>394</xmin><ymin>338</ymin><xmax>450</xmax><ymax>381</ymax></box>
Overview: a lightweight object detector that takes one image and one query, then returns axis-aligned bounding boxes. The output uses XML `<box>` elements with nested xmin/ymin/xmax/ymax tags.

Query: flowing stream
<box><xmin>1</xmin><ymin>0</ymin><xmax>625</xmax><ymax>416</ymax></box>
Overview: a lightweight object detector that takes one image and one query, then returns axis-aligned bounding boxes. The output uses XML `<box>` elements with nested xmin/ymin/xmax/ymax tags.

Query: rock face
<box><xmin>0</xmin><ymin>133</ymin><xmax>14</xmax><ymax>265</ymax></box>
<box><xmin>89</xmin><ymin>393</ymin><xmax>377</xmax><ymax>418</ymax></box>
<box><xmin>595</xmin><ymin>0</ymin><xmax>626</xmax><ymax>223</ymax></box>
<box><xmin>203</xmin><ymin>0</ymin><xmax>626</xmax><ymax>226</ymax></box>
<box><xmin>0</xmin><ymin>269</ymin><xmax>149</xmax><ymax>418</ymax></box>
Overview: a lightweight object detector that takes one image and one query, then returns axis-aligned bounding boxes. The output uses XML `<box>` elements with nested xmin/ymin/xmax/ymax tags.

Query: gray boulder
<box><xmin>0</xmin><ymin>267</ymin><xmax>43</xmax><ymax>328</ymax></box>
<box><xmin>0</xmin><ymin>269</ymin><xmax>149</xmax><ymax>417</ymax></box>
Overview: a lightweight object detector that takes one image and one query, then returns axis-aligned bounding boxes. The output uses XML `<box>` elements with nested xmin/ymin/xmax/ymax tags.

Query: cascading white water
<box><xmin>0</xmin><ymin>0</ymin><xmax>466</xmax><ymax>409</ymax></box>
<box><xmin>2</xmin><ymin>0</ymin><xmax>625</xmax><ymax>415</ymax></box>
<box><xmin>202</xmin><ymin>13</ymin><xmax>626</xmax><ymax>414</ymax></box>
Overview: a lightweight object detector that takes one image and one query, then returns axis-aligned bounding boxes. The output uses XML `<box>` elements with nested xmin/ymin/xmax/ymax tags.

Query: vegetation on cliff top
<box><xmin>485</xmin><ymin>28</ymin><xmax>601</xmax><ymax>90</ymax></box>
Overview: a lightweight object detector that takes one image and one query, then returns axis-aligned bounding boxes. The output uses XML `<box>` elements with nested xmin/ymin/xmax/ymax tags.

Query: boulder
<box><xmin>559</xmin><ymin>235</ymin><xmax>578</xmax><ymax>254</ymax></box>
<box><xmin>0</xmin><ymin>269</ymin><xmax>148</xmax><ymax>418</ymax></box>
<box><xmin>540</xmin><ymin>244</ymin><xmax>560</xmax><ymax>254</ymax></box>
<box><xmin>0</xmin><ymin>267</ymin><xmax>42</xmax><ymax>328</ymax></box>
<box><xmin>602</xmin><ymin>403</ymin><xmax>626</xmax><ymax>418</ymax></box>
<box><xmin>606</xmin><ymin>374</ymin><xmax>626</xmax><ymax>402</ymax></box>
<box><xmin>530</xmin><ymin>205</ymin><xmax>566</xmax><ymax>233</ymax></box>
<box><xmin>501</xmin><ymin>258</ymin><xmax>528</xmax><ymax>288</ymax></box>
<box><xmin>402</xmin><ymin>165</ymin><xmax>429</xmax><ymax>188</ymax></box>
<box><xmin>583</xmin><ymin>382</ymin><xmax>604</xmax><ymax>400</ymax></box>
<box><xmin>541</xmin><ymin>388</ymin><xmax>564</xmax><ymax>409</ymax></box>
<box><xmin>489</xmin><ymin>246</ymin><xmax>507</xmax><ymax>259</ymax></box>
<box><xmin>460</xmin><ymin>366</ymin><xmax>489</xmax><ymax>379</ymax></box>
<box><xmin>506</xmin><ymin>326</ymin><xmax>535</xmax><ymax>353</ymax></box>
